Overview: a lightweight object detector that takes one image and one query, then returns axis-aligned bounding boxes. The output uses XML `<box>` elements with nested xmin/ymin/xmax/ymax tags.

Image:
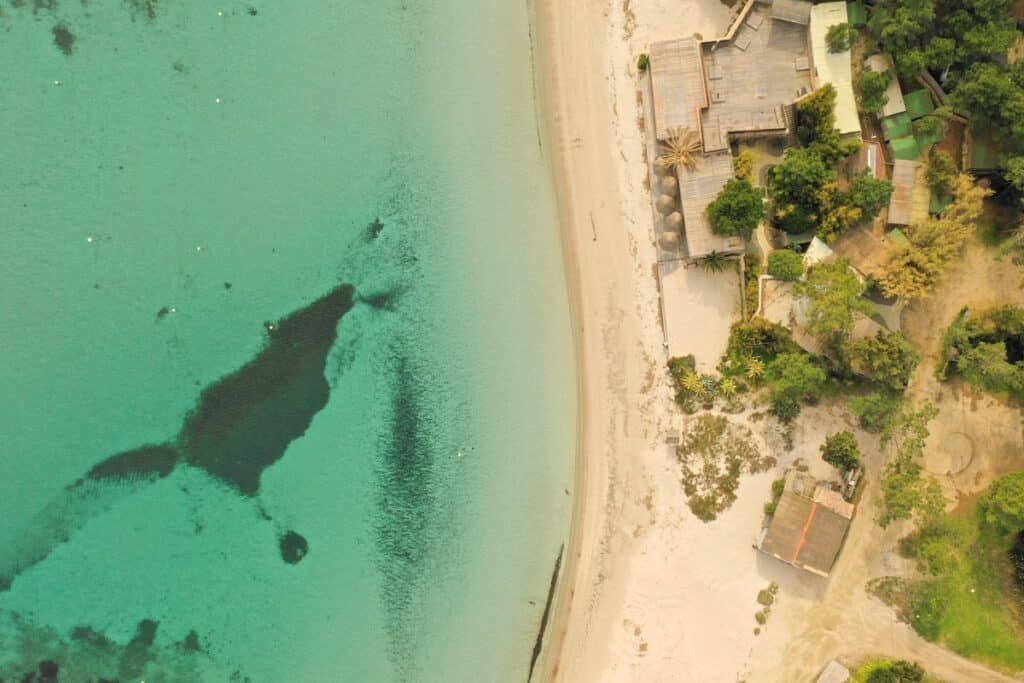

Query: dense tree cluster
<box><xmin>794</xmin><ymin>258</ymin><xmax>874</xmax><ymax>342</ymax></box>
<box><xmin>878</xmin><ymin>174</ymin><xmax>990</xmax><ymax>300</ymax></box>
<box><xmin>878</xmin><ymin>404</ymin><xmax>945</xmax><ymax>528</ymax></box>
<box><xmin>980</xmin><ymin>471</ymin><xmax>1024</xmax><ymax>535</ymax></box>
<box><xmin>940</xmin><ymin>305</ymin><xmax>1024</xmax><ymax>396</ymax></box>
<box><xmin>849</xmin><ymin>331</ymin><xmax>921</xmax><ymax>391</ymax></box>
<box><xmin>769</xmin><ymin>86</ymin><xmax>889</xmax><ymax>240</ymax></box>
<box><xmin>868</xmin><ymin>0</ymin><xmax>1023</xmax><ymax>175</ymax></box>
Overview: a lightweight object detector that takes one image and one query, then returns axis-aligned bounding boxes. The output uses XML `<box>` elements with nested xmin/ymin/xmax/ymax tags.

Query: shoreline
<box><xmin>531</xmin><ymin>0</ymin><xmax>595</xmax><ymax>678</ymax></box>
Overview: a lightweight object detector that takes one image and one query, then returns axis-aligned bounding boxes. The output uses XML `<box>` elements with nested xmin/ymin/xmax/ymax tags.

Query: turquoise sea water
<box><xmin>0</xmin><ymin>1</ymin><xmax>575</xmax><ymax>681</ymax></box>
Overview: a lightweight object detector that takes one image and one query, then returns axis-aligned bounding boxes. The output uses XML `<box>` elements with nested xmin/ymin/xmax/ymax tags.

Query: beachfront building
<box><xmin>808</xmin><ymin>2</ymin><xmax>860</xmax><ymax>136</ymax></box>
<box><xmin>758</xmin><ymin>471</ymin><xmax>855</xmax><ymax>577</ymax></box>
<box><xmin>647</xmin><ymin>0</ymin><xmax>815</xmax><ymax>259</ymax></box>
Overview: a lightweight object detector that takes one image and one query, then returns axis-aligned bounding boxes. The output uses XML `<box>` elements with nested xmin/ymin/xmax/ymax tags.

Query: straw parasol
<box><xmin>660</xmin><ymin>176</ymin><xmax>679</xmax><ymax>197</ymax></box>
<box><xmin>653</xmin><ymin>157</ymin><xmax>673</xmax><ymax>176</ymax></box>
<box><xmin>656</xmin><ymin>194</ymin><xmax>676</xmax><ymax>215</ymax></box>
<box><xmin>659</xmin><ymin>231</ymin><xmax>680</xmax><ymax>250</ymax></box>
<box><xmin>666</xmin><ymin>212</ymin><xmax>684</xmax><ymax>231</ymax></box>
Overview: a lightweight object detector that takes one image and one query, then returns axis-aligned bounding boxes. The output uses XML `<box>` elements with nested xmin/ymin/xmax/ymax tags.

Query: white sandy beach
<box><xmin>533</xmin><ymin>1</ymin><xmax>1024</xmax><ymax>682</ymax></box>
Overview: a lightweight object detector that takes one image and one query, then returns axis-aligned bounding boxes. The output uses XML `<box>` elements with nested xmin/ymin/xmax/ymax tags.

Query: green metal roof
<box><xmin>890</xmin><ymin>135</ymin><xmax>921</xmax><ymax>161</ymax></box>
<box><xmin>930</xmin><ymin>193</ymin><xmax>953</xmax><ymax>215</ymax></box>
<box><xmin>846</xmin><ymin>1</ymin><xmax>867</xmax><ymax>26</ymax></box>
<box><xmin>904</xmin><ymin>90</ymin><xmax>935</xmax><ymax>120</ymax></box>
<box><xmin>888</xmin><ymin>228</ymin><xmax>909</xmax><ymax>245</ymax></box>
<box><xmin>914</xmin><ymin>123</ymin><xmax>943</xmax><ymax>148</ymax></box>
<box><xmin>883</xmin><ymin>112</ymin><xmax>913</xmax><ymax>140</ymax></box>
<box><xmin>970</xmin><ymin>125</ymin><xmax>1009</xmax><ymax>170</ymax></box>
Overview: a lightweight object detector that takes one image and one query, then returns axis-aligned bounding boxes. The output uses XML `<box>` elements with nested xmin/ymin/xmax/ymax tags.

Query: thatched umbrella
<box><xmin>656</xmin><ymin>194</ymin><xmax>676</xmax><ymax>215</ymax></box>
<box><xmin>660</xmin><ymin>176</ymin><xmax>679</xmax><ymax>197</ymax></box>
<box><xmin>666</xmin><ymin>212</ymin><xmax>684</xmax><ymax>231</ymax></box>
<box><xmin>653</xmin><ymin>157</ymin><xmax>672</xmax><ymax>176</ymax></box>
<box><xmin>659</xmin><ymin>231</ymin><xmax>680</xmax><ymax>250</ymax></box>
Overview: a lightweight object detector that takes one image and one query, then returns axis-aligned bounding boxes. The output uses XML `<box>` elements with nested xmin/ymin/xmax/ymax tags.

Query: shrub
<box><xmin>825</xmin><ymin>22</ymin><xmax>856</xmax><ymax>53</ymax></box>
<box><xmin>754</xmin><ymin>610</ymin><xmax>767</xmax><ymax>625</ymax></box>
<box><xmin>979</xmin><ymin>471</ymin><xmax>1024</xmax><ymax>535</ymax></box>
<box><xmin>859</xmin><ymin>68</ymin><xmax>892</xmax><ymax>114</ymax></box>
<box><xmin>866</xmin><ymin>660</ymin><xmax>925</xmax><ymax>683</ymax></box>
<box><xmin>637</xmin><ymin>53</ymin><xmax>649</xmax><ymax>71</ymax></box>
<box><xmin>756</xmin><ymin>589</ymin><xmax>774</xmax><ymax>606</ymax></box>
<box><xmin>821</xmin><ymin>430</ymin><xmax>861</xmax><ymax>471</ymax></box>
<box><xmin>849</xmin><ymin>391</ymin><xmax>902</xmax><ymax>435</ymax></box>
<box><xmin>771</xmin><ymin>478</ymin><xmax>785</xmax><ymax>499</ymax></box>
<box><xmin>767</xmin><ymin>249</ymin><xmax>804</xmax><ymax>281</ymax></box>
<box><xmin>733</xmin><ymin>149</ymin><xmax>756</xmax><ymax>182</ymax></box>
<box><xmin>763</xmin><ymin>501</ymin><xmax>777</xmax><ymax>516</ymax></box>
<box><xmin>925</xmin><ymin>149</ymin><xmax>956</xmax><ymax>195</ymax></box>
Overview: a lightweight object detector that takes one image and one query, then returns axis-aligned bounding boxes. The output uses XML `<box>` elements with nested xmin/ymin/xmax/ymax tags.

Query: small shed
<box><xmin>882</xmin><ymin>111</ymin><xmax>912</xmax><ymax>140</ymax></box>
<box><xmin>890</xmin><ymin>135</ymin><xmax>920</xmax><ymax>161</ymax></box>
<box><xmin>887</xmin><ymin>159</ymin><xmax>920</xmax><ymax>225</ymax></box>
<box><xmin>816</xmin><ymin>659</ymin><xmax>852</xmax><ymax>683</ymax></box>
<box><xmin>904</xmin><ymin>89</ymin><xmax>936</xmax><ymax>120</ymax></box>
<box><xmin>846</xmin><ymin>1</ymin><xmax>866</xmax><ymax>26</ymax></box>
<box><xmin>758</xmin><ymin>471</ymin><xmax>854</xmax><ymax>577</ymax></box>
<box><xmin>863</xmin><ymin>54</ymin><xmax>905</xmax><ymax>118</ymax></box>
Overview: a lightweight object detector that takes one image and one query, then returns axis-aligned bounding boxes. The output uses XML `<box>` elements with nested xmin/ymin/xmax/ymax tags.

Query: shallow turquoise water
<box><xmin>0</xmin><ymin>1</ymin><xmax>575</xmax><ymax>681</ymax></box>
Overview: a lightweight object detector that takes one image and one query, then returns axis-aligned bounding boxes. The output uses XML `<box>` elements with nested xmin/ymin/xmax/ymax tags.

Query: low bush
<box><xmin>767</xmin><ymin>249</ymin><xmax>804</xmax><ymax>281</ymax></box>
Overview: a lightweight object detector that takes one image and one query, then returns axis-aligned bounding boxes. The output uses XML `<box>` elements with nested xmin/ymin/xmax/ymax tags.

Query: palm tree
<box><xmin>682</xmin><ymin>371</ymin><xmax>703</xmax><ymax>396</ymax></box>
<box><xmin>697</xmin><ymin>251</ymin><xmax>731</xmax><ymax>272</ymax></box>
<box><xmin>719</xmin><ymin>377</ymin><xmax>738</xmax><ymax>397</ymax></box>
<box><xmin>658</xmin><ymin>127</ymin><xmax>702</xmax><ymax>172</ymax></box>
<box><xmin>746</xmin><ymin>357</ymin><xmax>765</xmax><ymax>381</ymax></box>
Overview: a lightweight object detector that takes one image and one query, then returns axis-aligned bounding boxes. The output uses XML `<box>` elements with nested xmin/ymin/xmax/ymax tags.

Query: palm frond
<box><xmin>658</xmin><ymin>127</ymin><xmax>703</xmax><ymax>172</ymax></box>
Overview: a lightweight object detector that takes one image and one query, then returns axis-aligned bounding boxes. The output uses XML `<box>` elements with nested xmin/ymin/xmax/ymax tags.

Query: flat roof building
<box><xmin>809</xmin><ymin>2</ymin><xmax>861</xmax><ymax>135</ymax></box>
<box><xmin>648</xmin><ymin>0</ymin><xmax>814</xmax><ymax>258</ymax></box>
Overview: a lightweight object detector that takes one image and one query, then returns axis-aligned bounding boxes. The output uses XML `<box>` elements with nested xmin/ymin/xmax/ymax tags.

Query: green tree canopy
<box><xmin>821</xmin><ymin>430</ymin><xmax>861</xmax><ymax>471</ymax></box>
<box><xmin>858</xmin><ymin>69</ymin><xmax>892</xmax><ymax>115</ymax></box>
<box><xmin>849</xmin><ymin>331</ymin><xmax>920</xmax><ymax>391</ymax></box>
<box><xmin>879</xmin><ymin>175</ymin><xmax>991</xmax><ymax>300</ymax></box>
<box><xmin>765</xmin><ymin>352</ymin><xmax>826</xmax><ymax>422</ymax></box>
<box><xmin>767</xmin><ymin>249</ymin><xmax>804</xmax><ymax>281</ymax></box>
<box><xmin>826</xmin><ymin>23</ymin><xmax>857</xmax><ymax>53</ymax></box>
<box><xmin>794</xmin><ymin>258</ymin><xmax>874</xmax><ymax>341</ymax></box>
<box><xmin>878</xmin><ymin>405</ymin><xmax>944</xmax><ymax>527</ymax></box>
<box><xmin>848</xmin><ymin>169</ymin><xmax>894</xmax><ymax>217</ymax></box>
<box><xmin>925</xmin><ymin>149</ymin><xmax>957</xmax><ymax>195</ymax></box>
<box><xmin>979</xmin><ymin>471</ymin><xmax>1024</xmax><ymax>534</ymax></box>
<box><xmin>949</xmin><ymin>62</ymin><xmax>1024</xmax><ymax>143</ymax></box>
<box><xmin>707</xmin><ymin>178</ymin><xmax>765</xmax><ymax>240</ymax></box>
<box><xmin>957</xmin><ymin>341</ymin><xmax>1024</xmax><ymax>394</ymax></box>
<box><xmin>770</xmin><ymin>147</ymin><xmax>834</xmax><ymax>233</ymax></box>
